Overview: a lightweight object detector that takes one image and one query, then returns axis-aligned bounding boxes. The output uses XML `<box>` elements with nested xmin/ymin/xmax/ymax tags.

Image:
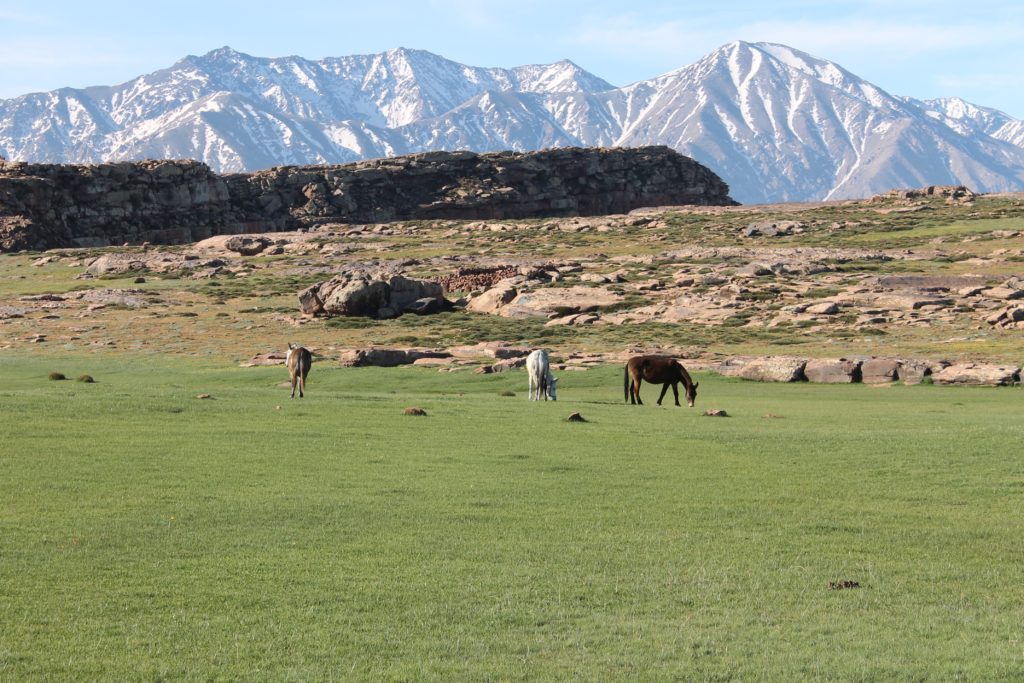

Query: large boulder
<box><xmin>447</xmin><ymin>342</ymin><xmax>530</xmax><ymax>359</ymax></box>
<box><xmin>931</xmin><ymin>363</ymin><xmax>1021</xmax><ymax>386</ymax></box>
<box><xmin>804</xmin><ymin>358</ymin><xmax>862</xmax><ymax>383</ymax></box>
<box><xmin>224</xmin><ymin>235</ymin><xmax>273</xmax><ymax>255</ymax></box>
<box><xmin>387</xmin><ymin>275</ymin><xmax>444</xmax><ymax>312</ymax></box>
<box><xmin>860</xmin><ymin>358</ymin><xmax>901</xmax><ymax>384</ymax></box>
<box><xmin>897</xmin><ymin>359</ymin><xmax>938</xmax><ymax>385</ymax></box>
<box><xmin>298</xmin><ymin>274</ymin><xmax>447</xmax><ymax>318</ymax></box>
<box><xmin>322</xmin><ymin>279</ymin><xmax>390</xmax><ymax>317</ymax></box>
<box><xmin>719</xmin><ymin>356</ymin><xmax>808</xmax><ymax>382</ymax></box>
<box><xmin>466</xmin><ymin>283</ymin><xmax>518</xmax><ymax>313</ymax></box>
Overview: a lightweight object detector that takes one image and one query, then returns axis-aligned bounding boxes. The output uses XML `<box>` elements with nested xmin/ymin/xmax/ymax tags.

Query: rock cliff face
<box><xmin>0</xmin><ymin>146</ymin><xmax>735</xmax><ymax>251</ymax></box>
<box><xmin>0</xmin><ymin>160</ymin><xmax>232</xmax><ymax>251</ymax></box>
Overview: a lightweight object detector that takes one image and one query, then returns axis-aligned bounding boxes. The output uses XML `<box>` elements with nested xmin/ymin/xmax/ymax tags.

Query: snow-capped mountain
<box><xmin>603</xmin><ymin>42</ymin><xmax>1024</xmax><ymax>202</ymax></box>
<box><xmin>2</xmin><ymin>42</ymin><xmax>1022</xmax><ymax>203</ymax></box>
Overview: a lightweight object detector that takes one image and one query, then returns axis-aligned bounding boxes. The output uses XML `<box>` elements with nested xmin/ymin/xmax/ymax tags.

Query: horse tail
<box><xmin>624</xmin><ymin>363</ymin><xmax>629</xmax><ymax>402</ymax></box>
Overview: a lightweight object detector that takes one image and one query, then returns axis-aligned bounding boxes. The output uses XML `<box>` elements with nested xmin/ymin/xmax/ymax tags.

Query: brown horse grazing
<box><xmin>624</xmin><ymin>355</ymin><xmax>698</xmax><ymax>407</ymax></box>
<box><xmin>286</xmin><ymin>343</ymin><xmax>312</xmax><ymax>398</ymax></box>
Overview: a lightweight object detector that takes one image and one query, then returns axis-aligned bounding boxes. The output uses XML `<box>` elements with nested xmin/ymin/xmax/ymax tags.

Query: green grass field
<box><xmin>2</xmin><ymin>356</ymin><xmax>1023</xmax><ymax>680</ymax></box>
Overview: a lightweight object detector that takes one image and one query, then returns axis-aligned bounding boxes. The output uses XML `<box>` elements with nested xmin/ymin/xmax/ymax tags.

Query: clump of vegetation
<box><xmin>499</xmin><ymin>390</ymin><xmax>516</xmax><ymax>397</ymax></box>
<box><xmin>48</xmin><ymin>372</ymin><xmax>66</xmax><ymax>381</ymax></box>
<box><xmin>77</xmin><ymin>374</ymin><xmax>95</xmax><ymax>383</ymax></box>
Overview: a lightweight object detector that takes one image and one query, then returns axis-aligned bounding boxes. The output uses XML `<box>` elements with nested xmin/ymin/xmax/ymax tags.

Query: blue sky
<box><xmin>2</xmin><ymin>0</ymin><xmax>1022</xmax><ymax>117</ymax></box>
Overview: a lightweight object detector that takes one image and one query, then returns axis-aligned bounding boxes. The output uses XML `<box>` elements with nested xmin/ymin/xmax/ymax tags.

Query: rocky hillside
<box><xmin>3</xmin><ymin>188</ymin><xmax>1022</xmax><ymax>379</ymax></box>
<box><xmin>0</xmin><ymin>146</ymin><xmax>735</xmax><ymax>251</ymax></box>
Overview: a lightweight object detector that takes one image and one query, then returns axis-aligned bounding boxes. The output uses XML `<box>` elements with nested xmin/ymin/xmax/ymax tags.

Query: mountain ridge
<box><xmin>1</xmin><ymin>41</ymin><xmax>1022</xmax><ymax>203</ymax></box>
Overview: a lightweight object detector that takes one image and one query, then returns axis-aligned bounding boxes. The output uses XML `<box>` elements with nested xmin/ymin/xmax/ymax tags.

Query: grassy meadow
<box><xmin>2</xmin><ymin>355</ymin><xmax>1023</xmax><ymax>680</ymax></box>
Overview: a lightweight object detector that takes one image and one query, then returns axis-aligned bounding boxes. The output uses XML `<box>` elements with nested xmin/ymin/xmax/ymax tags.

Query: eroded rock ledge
<box><xmin>0</xmin><ymin>146</ymin><xmax>736</xmax><ymax>251</ymax></box>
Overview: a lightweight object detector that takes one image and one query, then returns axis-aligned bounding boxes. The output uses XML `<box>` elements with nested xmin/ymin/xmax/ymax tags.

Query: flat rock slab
<box><xmin>339</xmin><ymin>348</ymin><xmax>451</xmax><ymax>367</ymax></box>
<box><xmin>241</xmin><ymin>352</ymin><xmax>288</xmax><ymax>367</ymax></box>
<box><xmin>67</xmin><ymin>288</ymin><xmax>151</xmax><ymax>309</ymax></box>
<box><xmin>874</xmin><ymin>293</ymin><xmax>953</xmax><ymax>311</ymax></box>
<box><xmin>719</xmin><ymin>356</ymin><xmax>808</xmax><ymax>382</ymax></box>
<box><xmin>931</xmin><ymin>363</ymin><xmax>1021</xmax><ymax>386</ymax></box>
<box><xmin>983</xmin><ymin>287</ymin><xmax>1024</xmax><ymax>301</ymax></box>
<box><xmin>499</xmin><ymin>286</ymin><xmax>623</xmax><ymax>318</ymax></box>
<box><xmin>447</xmin><ymin>342</ymin><xmax>530</xmax><ymax>359</ymax></box>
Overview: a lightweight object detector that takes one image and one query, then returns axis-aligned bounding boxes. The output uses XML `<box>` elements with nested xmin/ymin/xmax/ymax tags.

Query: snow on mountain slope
<box><xmin>397</xmin><ymin>90</ymin><xmax>581</xmax><ymax>153</ymax></box>
<box><xmin>1</xmin><ymin>42</ymin><xmax>1022</xmax><ymax>202</ymax></box>
<box><xmin>914</xmin><ymin>96</ymin><xmax>1024</xmax><ymax>149</ymax></box>
<box><xmin>105</xmin><ymin>91</ymin><xmax>353</xmax><ymax>172</ymax></box>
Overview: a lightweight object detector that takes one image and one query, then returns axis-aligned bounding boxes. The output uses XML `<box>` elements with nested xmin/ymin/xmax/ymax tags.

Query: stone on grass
<box><xmin>931</xmin><ymin>363</ymin><xmax>1021</xmax><ymax>386</ymax></box>
<box><xmin>804</xmin><ymin>358</ymin><xmax>862</xmax><ymax>383</ymax></box>
<box><xmin>859</xmin><ymin>358</ymin><xmax>900</xmax><ymax>384</ymax></box>
<box><xmin>720</xmin><ymin>356</ymin><xmax>807</xmax><ymax>382</ymax></box>
<box><xmin>466</xmin><ymin>283</ymin><xmax>518</xmax><ymax>313</ymax></box>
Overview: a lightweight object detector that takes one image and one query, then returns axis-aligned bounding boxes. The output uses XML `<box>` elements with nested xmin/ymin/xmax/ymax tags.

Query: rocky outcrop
<box><xmin>0</xmin><ymin>146</ymin><xmax>737</xmax><ymax>251</ymax></box>
<box><xmin>338</xmin><ymin>348</ymin><xmax>451</xmax><ymax>367</ymax></box>
<box><xmin>85</xmin><ymin>252</ymin><xmax>229</xmax><ymax>275</ymax></box>
<box><xmin>871</xmin><ymin>185</ymin><xmax>977</xmax><ymax>202</ymax></box>
<box><xmin>0</xmin><ymin>159</ymin><xmax>232</xmax><ymax>251</ymax></box>
<box><xmin>226</xmin><ymin>146</ymin><xmax>735</xmax><ymax>229</ymax></box>
<box><xmin>299</xmin><ymin>273</ymin><xmax>447</xmax><ymax>318</ymax></box>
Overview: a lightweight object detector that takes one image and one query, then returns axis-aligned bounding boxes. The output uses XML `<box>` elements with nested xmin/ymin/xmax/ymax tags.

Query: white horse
<box><xmin>526</xmin><ymin>349</ymin><xmax>557</xmax><ymax>401</ymax></box>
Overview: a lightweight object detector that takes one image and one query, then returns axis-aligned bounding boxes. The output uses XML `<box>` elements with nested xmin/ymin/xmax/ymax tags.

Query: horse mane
<box><xmin>676</xmin><ymin>360</ymin><xmax>694</xmax><ymax>391</ymax></box>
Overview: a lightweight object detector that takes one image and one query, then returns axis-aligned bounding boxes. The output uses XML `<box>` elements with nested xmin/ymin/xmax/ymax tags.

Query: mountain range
<box><xmin>2</xmin><ymin>41</ymin><xmax>1023</xmax><ymax>204</ymax></box>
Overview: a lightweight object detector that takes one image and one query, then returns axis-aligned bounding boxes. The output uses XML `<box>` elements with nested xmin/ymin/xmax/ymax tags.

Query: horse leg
<box><xmin>298</xmin><ymin>373</ymin><xmax>305</xmax><ymax>398</ymax></box>
<box><xmin>657</xmin><ymin>382</ymin><xmax>669</xmax><ymax>406</ymax></box>
<box><xmin>290</xmin><ymin>372</ymin><xmax>297</xmax><ymax>399</ymax></box>
<box><xmin>634</xmin><ymin>377</ymin><xmax>643</xmax><ymax>405</ymax></box>
<box><xmin>671</xmin><ymin>381</ymin><xmax>680</xmax><ymax>407</ymax></box>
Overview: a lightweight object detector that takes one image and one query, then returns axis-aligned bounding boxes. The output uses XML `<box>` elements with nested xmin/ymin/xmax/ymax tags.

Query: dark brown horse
<box><xmin>624</xmin><ymin>355</ymin><xmax>698</xmax><ymax>407</ymax></box>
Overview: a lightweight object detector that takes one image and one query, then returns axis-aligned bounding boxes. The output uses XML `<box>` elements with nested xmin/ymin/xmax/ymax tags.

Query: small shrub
<box><xmin>77</xmin><ymin>374</ymin><xmax>95</xmax><ymax>383</ymax></box>
<box><xmin>48</xmin><ymin>372</ymin><xmax>66</xmax><ymax>381</ymax></box>
<box><xmin>499</xmin><ymin>391</ymin><xmax>516</xmax><ymax>397</ymax></box>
